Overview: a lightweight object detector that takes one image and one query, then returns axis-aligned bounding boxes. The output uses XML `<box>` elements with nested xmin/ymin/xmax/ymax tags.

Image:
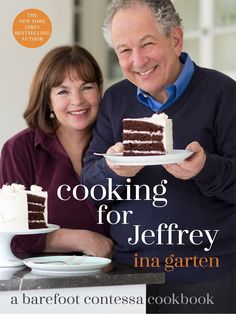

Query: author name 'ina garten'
<box><xmin>57</xmin><ymin>178</ymin><xmax>219</xmax><ymax>253</ymax></box>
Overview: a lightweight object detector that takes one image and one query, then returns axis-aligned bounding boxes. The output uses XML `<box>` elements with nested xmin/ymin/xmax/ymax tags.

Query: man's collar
<box><xmin>137</xmin><ymin>52</ymin><xmax>194</xmax><ymax>111</ymax></box>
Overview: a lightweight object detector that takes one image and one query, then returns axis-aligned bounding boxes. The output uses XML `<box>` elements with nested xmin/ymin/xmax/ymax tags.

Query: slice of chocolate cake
<box><xmin>122</xmin><ymin>113</ymin><xmax>173</xmax><ymax>156</ymax></box>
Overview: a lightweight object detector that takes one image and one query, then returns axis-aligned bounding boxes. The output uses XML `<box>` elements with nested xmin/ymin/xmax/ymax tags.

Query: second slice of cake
<box><xmin>122</xmin><ymin>113</ymin><xmax>173</xmax><ymax>156</ymax></box>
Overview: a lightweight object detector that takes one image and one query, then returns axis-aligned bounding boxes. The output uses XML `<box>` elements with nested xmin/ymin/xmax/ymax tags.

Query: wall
<box><xmin>0</xmin><ymin>0</ymin><xmax>73</xmax><ymax>149</ymax></box>
<box><xmin>75</xmin><ymin>0</ymin><xmax>109</xmax><ymax>88</ymax></box>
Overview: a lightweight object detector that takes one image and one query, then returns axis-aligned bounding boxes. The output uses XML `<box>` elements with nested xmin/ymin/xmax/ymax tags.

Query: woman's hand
<box><xmin>44</xmin><ymin>228</ymin><xmax>113</xmax><ymax>258</ymax></box>
<box><xmin>163</xmin><ymin>141</ymin><xmax>206</xmax><ymax>180</ymax></box>
<box><xmin>106</xmin><ymin>142</ymin><xmax>143</xmax><ymax>177</ymax></box>
<box><xmin>77</xmin><ymin>230</ymin><xmax>114</xmax><ymax>258</ymax></box>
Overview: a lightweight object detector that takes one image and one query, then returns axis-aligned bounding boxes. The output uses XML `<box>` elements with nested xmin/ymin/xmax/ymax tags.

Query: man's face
<box><xmin>111</xmin><ymin>4</ymin><xmax>183</xmax><ymax>102</ymax></box>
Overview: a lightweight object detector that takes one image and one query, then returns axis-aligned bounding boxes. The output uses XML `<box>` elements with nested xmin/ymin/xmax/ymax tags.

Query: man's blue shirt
<box><xmin>137</xmin><ymin>52</ymin><xmax>194</xmax><ymax>112</ymax></box>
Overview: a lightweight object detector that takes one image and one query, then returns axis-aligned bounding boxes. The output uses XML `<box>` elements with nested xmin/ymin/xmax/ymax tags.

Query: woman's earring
<box><xmin>49</xmin><ymin>111</ymin><xmax>55</xmax><ymax>119</ymax></box>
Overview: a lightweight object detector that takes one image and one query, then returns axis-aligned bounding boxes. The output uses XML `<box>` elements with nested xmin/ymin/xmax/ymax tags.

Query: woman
<box><xmin>0</xmin><ymin>45</ymin><xmax>113</xmax><ymax>258</ymax></box>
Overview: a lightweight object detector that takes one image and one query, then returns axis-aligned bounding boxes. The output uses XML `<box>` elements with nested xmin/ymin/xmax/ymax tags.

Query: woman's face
<box><xmin>50</xmin><ymin>71</ymin><xmax>101</xmax><ymax>133</ymax></box>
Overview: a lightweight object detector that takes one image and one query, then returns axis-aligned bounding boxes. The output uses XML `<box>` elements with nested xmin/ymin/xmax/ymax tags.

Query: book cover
<box><xmin>0</xmin><ymin>1</ymin><xmax>236</xmax><ymax>314</ymax></box>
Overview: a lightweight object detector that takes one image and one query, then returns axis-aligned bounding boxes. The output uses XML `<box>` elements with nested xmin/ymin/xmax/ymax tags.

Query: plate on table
<box><xmin>94</xmin><ymin>150</ymin><xmax>193</xmax><ymax>166</ymax></box>
<box><xmin>23</xmin><ymin>255</ymin><xmax>111</xmax><ymax>275</ymax></box>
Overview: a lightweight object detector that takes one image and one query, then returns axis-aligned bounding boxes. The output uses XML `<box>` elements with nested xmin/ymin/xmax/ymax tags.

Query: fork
<box><xmin>35</xmin><ymin>255</ymin><xmax>86</xmax><ymax>265</ymax></box>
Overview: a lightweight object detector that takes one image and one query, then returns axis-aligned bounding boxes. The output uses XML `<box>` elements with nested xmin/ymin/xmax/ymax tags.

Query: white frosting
<box><xmin>0</xmin><ymin>183</ymin><xmax>47</xmax><ymax>231</ymax></box>
<box><xmin>123</xmin><ymin>130</ymin><xmax>162</xmax><ymax>136</ymax></box>
<box><xmin>1</xmin><ymin>183</ymin><xmax>25</xmax><ymax>193</ymax></box>
<box><xmin>30</xmin><ymin>185</ymin><xmax>43</xmax><ymax>193</ymax></box>
<box><xmin>151</xmin><ymin>113</ymin><xmax>173</xmax><ymax>153</ymax></box>
<box><xmin>123</xmin><ymin>140</ymin><xmax>161</xmax><ymax>144</ymax></box>
<box><xmin>138</xmin><ymin>113</ymin><xmax>169</xmax><ymax>127</ymax></box>
<box><xmin>123</xmin><ymin>150</ymin><xmax>165</xmax><ymax>155</ymax></box>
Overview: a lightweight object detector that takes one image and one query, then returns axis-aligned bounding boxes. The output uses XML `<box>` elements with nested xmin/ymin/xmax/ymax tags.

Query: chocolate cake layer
<box><xmin>28</xmin><ymin>212</ymin><xmax>45</xmax><ymax>220</ymax></box>
<box><xmin>123</xmin><ymin>133</ymin><xmax>163</xmax><ymax>141</ymax></box>
<box><xmin>29</xmin><ymin>221</ymin><xmax>47</xmax><ymax>229</ymax></box>
<box><xmin>27</xmin><ymin>194</ymin><xmax>45</xmax><ymax>205</ymax></box>
<box><xmin>28</xmin><ymin>203</ymin><xmax>45</xmax><ymax>212</ymax></box>
<box><xmin>124</xmin><ymin>142</ymin><xmax>165</xmax><ymax>151</ymax></box>
<box><xmin>123</xmin><ymin>120</ymin><xmax>163</xmax><ymax>132</ymax></box>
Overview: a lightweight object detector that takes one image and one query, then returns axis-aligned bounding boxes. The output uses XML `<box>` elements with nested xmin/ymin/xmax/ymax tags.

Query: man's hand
<box><xmin>106</xmin><ymin>142</ymin><xmax>144</xmax><ymax>177</ymax></box>
<box><xmin>163</xmin><ymin>141</ymin><xmax>206</xmax><ymax>180</ymax></box>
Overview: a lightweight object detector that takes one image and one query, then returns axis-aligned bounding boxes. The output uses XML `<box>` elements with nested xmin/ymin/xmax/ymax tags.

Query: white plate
<box><xmin>23</xmin><ymin>255</ymin><xmax>111</xmax><ymax>275</ymax></box>
<box><xmin>95</xmin><ymin>149</ymin><xmax>193</xmax><ymax>166</ymax></box>
<box><xmin>0</xmin><ymin>223</ymin><xmax>59</xmax><ymax>234</ymax></box>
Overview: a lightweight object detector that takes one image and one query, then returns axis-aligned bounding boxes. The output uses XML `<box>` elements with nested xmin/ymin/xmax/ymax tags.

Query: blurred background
<box><xmin>0</xmin><ymin>0</ymin><xmax>236</xmax><ymax>149</ymax></box>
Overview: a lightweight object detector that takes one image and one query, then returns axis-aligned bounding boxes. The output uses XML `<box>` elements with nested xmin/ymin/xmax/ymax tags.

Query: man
<box><xmin>81</xmin><ymin>1</ymin><xmax>236</xmax><ymax>312</ymax></box>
